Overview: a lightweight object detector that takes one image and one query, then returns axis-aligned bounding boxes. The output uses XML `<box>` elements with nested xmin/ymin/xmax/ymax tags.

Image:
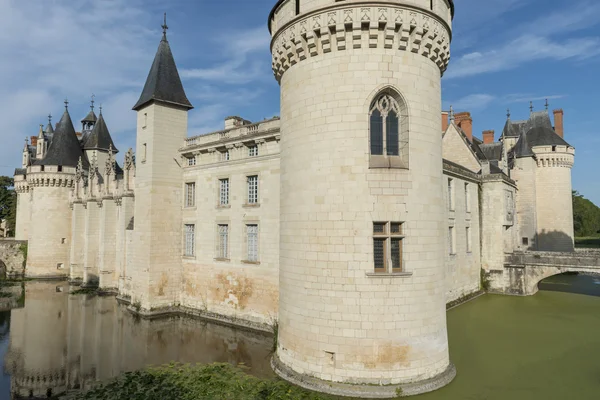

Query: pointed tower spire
<box><xmin>82</xmin><ymin>94</ymin><xmax>98</xmax><ymax>129</ymax></box>
<box><xmin>35</xmin><ymin>105</ymin><xmax>85</xmax><ymax>167</ymax></box>
<box><xmin>45</xmin><ymin>114</ymin><xmax>54</xmax><ymax>134</ymax></box>
<box><xmin>132</xmin><ymin>16</ymin><xmax>193</xmax><ymax>111</ymax></box>
<box><xmin>83</xmin><ymin>108</ymin><xmax>118</xmax><ymax>153</ymax></box>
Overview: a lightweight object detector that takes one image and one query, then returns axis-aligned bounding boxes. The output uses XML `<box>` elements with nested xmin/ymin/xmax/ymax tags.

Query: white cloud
<box><xmin>447</xmin><ymin>94</ymin><xmax>496</xmax><ymax>111</ymax></box>
<box><xmin>445</xmin><ymin>35</ymin><xmax>600</xmax><ymax>79</ymax></box>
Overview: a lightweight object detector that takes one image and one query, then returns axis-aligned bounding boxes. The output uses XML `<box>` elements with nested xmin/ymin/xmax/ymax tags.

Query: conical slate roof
<box><xmin>83</xmin><ymin>112</ymin><xmax>118</xmax><ymax>153</ymax></box>
<box><xmin>44</xmin><ymin>122</ymin><xmax>54</xmax><ymax>134</ymax></box>
<box><xmin>132</xmin><ymin>34</ymin><xmax>193</xmax><ymax>111</ymax></box>
<box><xmin>81</xmin><ymin>109</ymin><xmax>97</xmax><ymax>123</ymax></box>
<box><xmin>35</xmin><ymin>109</ymin><xmax>85</xmax><ymax>167</ymax></box>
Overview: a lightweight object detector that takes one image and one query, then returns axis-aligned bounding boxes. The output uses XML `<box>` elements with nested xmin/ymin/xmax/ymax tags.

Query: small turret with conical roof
<box><xmin>83</xmin><ymin>106</ymin><xmax>118</xmax><ymax>153</ymax></box>
<box><xmin>81</xmin><ymin>95</ymin><xmax>98</xmax><ymax>132</ymax></box>
<box><xmin>36</xmin><ymin>100</ymin><xmax>86</xmax><ymax>168</ymax></box>
<box><xmin>132</xmin><ymin>14</ymin><xmax>193</xmax><ymax>111</ymax></box>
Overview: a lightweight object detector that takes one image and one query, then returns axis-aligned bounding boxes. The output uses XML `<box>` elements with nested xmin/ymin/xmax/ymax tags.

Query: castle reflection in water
<box><xmin>2</xmin><ymin>282</ymin><xmax>273</xmax><ymax>399</ymax></box>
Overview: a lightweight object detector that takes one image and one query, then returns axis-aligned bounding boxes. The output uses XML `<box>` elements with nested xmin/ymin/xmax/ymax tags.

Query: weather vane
<box><xmin>529</xmin><ymin>101</ymin><xmax>533</xmax><ymax>113</ymax></box>
<box><xmin>545</xmin><ymin>98</ymin><xmax>549</xmax><ymax>111</ymax></box>
<box><xmin>91</xmin><ymin>94</ymin><xmax>96</xmax><ymax>111</ymax></box>
<box><xmin>506</xmin><ymin>108</ymin><xmax>510</xmax><ymax>119</ymax></box>
<box><xmin>162</xmin><ymin>13</ymin><xmax>168</xmax><ymax>38</ymax></box>
<box><xmin>64</xmin><ymin>98</ymin><xmax>69</xmax><ymax>110</ymax></box>
<box><xmin>48</xmin><ymin>113</ymin><xmax>52</xmax><ymax>124</ymax></box>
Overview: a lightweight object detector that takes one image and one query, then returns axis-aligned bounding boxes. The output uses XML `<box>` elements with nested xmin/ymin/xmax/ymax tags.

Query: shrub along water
<box><xmin>67</xmin><ymin>363</ymin><xmax>338</xmax><ymax>400</ymax></box>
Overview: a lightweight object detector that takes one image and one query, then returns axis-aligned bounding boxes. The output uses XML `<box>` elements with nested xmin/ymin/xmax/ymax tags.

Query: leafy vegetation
<box><xmin>70</xmin><ymin>287</ymin><xmax>99</xmax><ymax>296</ymax></box>
<box><xmin>573</xmin><ymin>191</ymin><xmax>600</xmax><ymax>238</ymax></box>
<box><xmin>575</xmin><ymin>237</ymin><xmax>600</xmax><ymax>249</ymax></box>
<box><xmin>68</xmin><ymin>363</ymin><xmax>336</xmax><ymax>400</ymax></box>
<box><xmin>0</xmin><ymin>176</ymin><xmax>16</xmax><ymax>237</ymax></box>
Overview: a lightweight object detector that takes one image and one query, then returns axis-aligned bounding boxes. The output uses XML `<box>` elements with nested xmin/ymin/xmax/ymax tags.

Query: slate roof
<box><xmin>35</xmin><ymin>109</ymin><xmax>86</xmax><ymax>168</ymax></box>
<box><xmin>44</xmin><ymin>122</ymin><xmax>54</xmax><ymax>134</ymax></box>
<box><xmin>14</xmin><ymin>168</ymin><xmax>26</xmax><ymax>176</ymax></box>
<box><xmin>83</xmin><ymin>112</ymin><xmax>118</xmax><ymax>153</ymax></box>
<box><xmin>132</xmin><ymin>34</ymin><xmax>193</xmax><ymax>111</ymax></box>
<box><xmin>81</xmin><ymin>109</ymin><xmax>97</xmax><ymax>123</ymax></box>
<box><xmin>479</xmin><ymin>143</ymin><xmax>504</xmax><ymax>161</ymax></box>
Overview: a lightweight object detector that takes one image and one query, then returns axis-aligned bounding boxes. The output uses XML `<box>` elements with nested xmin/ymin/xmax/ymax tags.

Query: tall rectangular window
<box><xmin>448</xmin><ymin>178</ymin><xmax>454</xmax><ymax>210</ymax></box>
<box><xmin>449</xmin><ymin>226</ymin><xmax>455</xmax><ymax>255</ymax></box>
<box><xmin>221</xmin><ymin>150</ymin><xmax>230</xmax><ymax>161</ymax></box>
<box><xmin>372</xmin><ymin>222</ymin><xmax>404</xmax><ymax>273</ymax></box>
<box><xmin>218</xmin><ymin>224</ymin><xmax>229</xmax><ymax>259</ymax></box>
<box><xmin>247</xmin><ymin>175</ymin><xmax>258</xmax><ymax>204</ymax></box>
<box><xmin>188</xmin><ymin>156</ymin><xmax>196</xmax><ymax>166</ymax></box>
<box><xmin>466</xmin><ymin>226</ymin><xmax>472</xmax><ymax>253</ymax></box>
<box><xmin>247</xmin><ymin>224</ymin><xmax>258</xmax><ymax>262</ymax></box>
<box><xmin>465</xmin><ymin>183</ymin><xmax>471</xmax><ymax>213</ymax></box>
<box><xmin>249</xmin><ymin>145</ymin><xmax>259</xmax><ymax>157</ymax></box>
<box><xmin>185</xmin><ymin>182</ymin><xmax>196</xmax><ymax>207</ymax></box>
<box><xmin>219</xmin><ymin>178</ymin><xmax>229</xmax><ymax>205</ymax></box>
<box><xmin>184</xmin><ymin>224</ymin><xmax>195</xmax><ymax>257</ymax></box>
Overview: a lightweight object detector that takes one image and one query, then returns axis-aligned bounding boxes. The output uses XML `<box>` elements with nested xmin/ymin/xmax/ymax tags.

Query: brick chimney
<box><xmin>442</xmin><ymin>111</ymin><xmax>449</xmax><ymax>132</ymax></box>
<box><xmin>455</xmin><ymin>112</ymin><xmax>473</xmax><ymax>142</ymax></box>
<box><xmin>553</xmin><ymin>109</ymin><xmax>564</xmax><ymax>138</ymax></box>
<box><xmin>30</xmin><ymin>136</ymin><xmax>37</xmax><ymax>147</ymax></box>
<box><xmin>483</xmin><ymin>130</ymin><xmax>495</xmax><ymax>144</ymax></box>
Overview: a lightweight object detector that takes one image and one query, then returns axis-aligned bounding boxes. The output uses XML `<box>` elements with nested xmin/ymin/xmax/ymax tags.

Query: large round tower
<box><xmin>269</xmin><ymin>0</ymin><xmax>455</xmax><ymax>396</ymax></box>
<box><xmin>26</xmin><ymin>104</ymin><xmax>83</xmax><ymax>278</ymax></box>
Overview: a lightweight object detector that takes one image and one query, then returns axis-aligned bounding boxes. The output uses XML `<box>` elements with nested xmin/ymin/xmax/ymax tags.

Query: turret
<box><xmin>26</xmin><ymin>101</ymin><xmax>82</xmax><ymax>278</ymax></box>
<box><xmin>81</xmin><ymin>96</ymin><xmax>97</xmax><ymax>132</ymax></box>
<box><xmin>129</xmin><ymin>15</ymin><xmax>192</xmax><ymax>309</ymax></box>
<box><xmin>269</xmin><ymin>0</ymin><xmax>455</xmax><ymax>396</ymax></box>
<box><xmin>22</xmin><ymin>137</ymin><xmax>31</xmax><ymax>168</ymax></box>
<box><xmin>83</xmin><ymin>106</ymin><xmax>118</xmax><ymax>171</ymax></box>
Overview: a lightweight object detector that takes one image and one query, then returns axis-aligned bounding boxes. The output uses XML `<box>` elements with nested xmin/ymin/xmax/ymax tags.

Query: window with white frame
<box><xmin>220</xmin><ymin>150</ymin><xmax>230</xmax><ymax>161</ymax></box>
<box><xmin>218</xmin><ymin>224</ymin><xmax>229</xmax><ymax>259</ymax></box>
<box><xmin>373</xmin><ymin>222</ymin><xmax>404</xmax><ymax>273</ymax></box>
<box><xmin>219</xmin><ymin>178</ymin><xmax>229</xmax><ymax>206</ymax></box>
<box><xmin>466</xmin><ymin>226</ymin><xmax>472</xmax><ymax>253</ymax></box>
<box><xmin>187</xmin><ymin>156</ymin><xmax>196</xmax><ymax>166</ymax></box>
<box><xmin>184</xmin><ymin>224</ymin><xmax>195</xmax><ymax>257</ymax></box>
<box><xmin>246</xmin><ymin>224</ymin><xmax>258</xmax><ymax>262</ymax></box>
<box><xmin>249</xmin><ymin>145</ymin><xmax>259</xmax><ymax>157</ymax></box>
<box><xmin>185</xmin><ymin>182</ymin><xmax>196</xmax><ymax>207</ymax></box>
<box><xmin>465</xmin><ymin>183</ymin><xmax>471</xmax><ymax>213</ymax></box>
<box><xmin>448</xmin><ymin>178</ymin><xmax>455</xmax><ymax>211</ymax></box>
<box><xmin>247</xmin><ymin>175</ymin><xmax>258</xmax><ymax>204</ymax></box>
<box><xmin>448</xmin><ymin>226</ymin><xmax>456</xmax><ymax>255</ymax></box>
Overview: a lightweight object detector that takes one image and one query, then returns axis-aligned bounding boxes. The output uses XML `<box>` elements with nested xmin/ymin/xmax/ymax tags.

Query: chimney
<box><xmin>455</xmin><ymin>112</ymin><xmax>473</xmax><ymax>142</ymax></box>
<box><xmin>483</xmin><ymin>130</ymin><xmax>495</xmax><ymax>144</ymax></box>
<box><xmin>553</xmin><ymin>109</ymin><xmax>564</xmax><ymax>138</ymax></box>
<box><xmin>441</xmin><ymin>111</ymin><xmax>449</xmax><ymax>132</ymax></box>
<box><xmin>30</xmin><ymin>136</ymin><xmax>38</xmax><ymax>147</ymax></box>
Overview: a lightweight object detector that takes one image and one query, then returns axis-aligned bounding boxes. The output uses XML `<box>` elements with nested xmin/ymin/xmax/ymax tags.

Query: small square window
<box><xmin>522</xmin><ymin>237</ymin><xmax>529</xmax><ymax>246</ymax></box>
<box><xmin>373</xmin><ymin>222</ymin><xmax>387</xmax><ymax>235</ymax></box>
<box><xmin>249</xmin><ymin>146</ymin><xmax>259</xmax><ymax>157</ymax></box>
<box><xmin>390</xmin><ymin>223</ymin><xmax>402</xmax><ymax>234</ymax></box>
<box><xmin>187</xmin><ymin>156</ymin><xmax>196</xmax><ymax>166</ymax></box>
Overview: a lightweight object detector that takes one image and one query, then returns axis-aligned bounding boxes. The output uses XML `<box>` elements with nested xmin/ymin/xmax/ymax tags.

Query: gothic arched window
<box><xmin>368</xmin><ymin>90</ymin><xmax>408</xmax><ymax>168</ymax></box>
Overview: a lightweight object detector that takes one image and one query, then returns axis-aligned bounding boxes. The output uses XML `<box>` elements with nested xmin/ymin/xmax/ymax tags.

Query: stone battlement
<box><xmin>270</xmin><ymin>2</ymin><xmax>452</xmax><ymax>81</ymax></box>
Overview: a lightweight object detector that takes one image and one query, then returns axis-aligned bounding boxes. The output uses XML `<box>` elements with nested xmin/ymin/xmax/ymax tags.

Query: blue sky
<box><xmin>0</xmin><ymin>0</ymin><xmax>598</xmax><ymax>204</ymax></box>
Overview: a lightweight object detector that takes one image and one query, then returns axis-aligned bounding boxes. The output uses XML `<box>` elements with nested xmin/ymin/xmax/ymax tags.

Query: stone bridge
<box><xmin>487</xmin><ymin>249</ymin><xmax>600</xmax><ymax>296</ymax></box>
<box><xmin>0</xmin><ymin>240</ymin><xmax>26</xmax><ymax>278</ymax></box>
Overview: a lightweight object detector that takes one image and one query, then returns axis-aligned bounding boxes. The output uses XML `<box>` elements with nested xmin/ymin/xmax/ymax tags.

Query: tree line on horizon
<box><xmin>0</xmin><ymin>176</ymin><xmax>598</xmax><ymax>239</ymax></box>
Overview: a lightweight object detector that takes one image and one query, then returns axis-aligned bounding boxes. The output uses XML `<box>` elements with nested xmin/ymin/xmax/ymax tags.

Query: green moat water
<box><xmin>0</xmin><ymin>274</ymin><xmax>599</xmax><ymax>399</ymax></box>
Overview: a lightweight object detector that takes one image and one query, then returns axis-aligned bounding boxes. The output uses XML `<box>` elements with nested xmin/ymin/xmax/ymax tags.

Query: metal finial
<box><xmin>91</xmin><ymin>94</ymin><xmax>95</xmax><ymax>111</ymax></box>
<box><xmin>449</xmin><ymin>105</ymin><xmax>455</xmax><ymax>121</ymax></box>
<box><xmin>507</xmin><ymin>108</ymin><xmax>510</xmax><ymax>120</ymax></box>
<box><xmin>99</xmin><ymin>104</ymin><xmax>103</xmax><ymax>115</ymax></box>
<box><xmin>64</xmin><ymin>98</ymin><xmax>69</xmax><ymax>110</ymax></box>
<box><xmin>161</xmin><ymin>13</ymin><xmax>168</xmax><ymax>39</ymax></box>
<box><xmin>545</xmin><ymin>98</ymin><xmax>549</xmax><ymax>111</ymax></box>
<box><xmin>48</xmin><ymin>113</ymin><xmax>52</xmax><ymax>124</ymax></box>
<box><xmin>529</xmin><ymin>101</ymin><xmax>533</xmax><ymax>113</ymax></box>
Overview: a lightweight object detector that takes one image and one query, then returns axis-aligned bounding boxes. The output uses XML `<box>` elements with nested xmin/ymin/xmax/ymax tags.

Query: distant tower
<box><xmin>26</xmin><ymin>101</ymin><xmax>84</xmax><ymax>277</ymax></box>
<box><xmin>269</xmin><ymin>0</ymin><xmax>455</xmax><ymax>396</ymax></box>
<box><xmin>129</xmin><ymin>15</ymin><xmax>193</xmax><ymax>309</ymax></box>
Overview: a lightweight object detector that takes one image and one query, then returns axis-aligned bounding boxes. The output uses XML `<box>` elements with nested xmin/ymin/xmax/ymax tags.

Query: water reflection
<box><xmin>1</xmin><ymin>282</ymin><xmax>273</xmax><ymax>399</ymax></box>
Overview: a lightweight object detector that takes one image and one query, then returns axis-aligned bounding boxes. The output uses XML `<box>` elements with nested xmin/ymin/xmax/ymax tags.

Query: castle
<box><xmin>12</xmin><ymin>0</ymin><xmax>575</xmax><ymax>397</ymax></box>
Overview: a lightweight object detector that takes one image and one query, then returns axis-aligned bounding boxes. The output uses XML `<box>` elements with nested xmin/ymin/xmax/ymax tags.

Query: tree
<box><xmin>0</xmin><ymin>176</ymin><xmax>16</xmax><ymax>237</ymax></box>
<box><xmin>572</xmin><ymin>190</ymin><xmax>600</xmax><ymax>237</ymax></box>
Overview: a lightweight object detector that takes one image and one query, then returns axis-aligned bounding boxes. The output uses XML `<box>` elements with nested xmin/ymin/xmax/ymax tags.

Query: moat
<box><xmin>1</xmin><ymin>275</ymin><xmax>599</xmax><ymax>399</ymax></box>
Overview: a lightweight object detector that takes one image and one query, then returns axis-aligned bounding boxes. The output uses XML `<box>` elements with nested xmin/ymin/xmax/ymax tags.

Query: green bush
<box><xmin>69</xmin><ymin>363</ymin><xmax>335</xmax><ymax>400</ymax></box>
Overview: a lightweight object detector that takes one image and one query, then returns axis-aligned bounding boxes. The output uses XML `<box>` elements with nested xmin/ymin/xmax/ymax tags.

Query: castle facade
<box><xmin>12</xmin><ymin>0</ymin><xmax>575</xmax><ymax>396</ymax></box>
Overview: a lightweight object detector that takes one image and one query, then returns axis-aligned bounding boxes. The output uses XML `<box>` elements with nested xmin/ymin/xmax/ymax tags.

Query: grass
<box><xmin>67</xmin><ymin>362</ymin><xmax>337</xmax><ymax>400</ymax></box>
<box><xmin>575</xmin><ymin>237</ymin><xmax>600</xmax><ymax>248</ymax></box>
<box><xmin>70</xmin><ymin>287</ymin><xmax>99</xmax><ymax>296</ymax></box>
